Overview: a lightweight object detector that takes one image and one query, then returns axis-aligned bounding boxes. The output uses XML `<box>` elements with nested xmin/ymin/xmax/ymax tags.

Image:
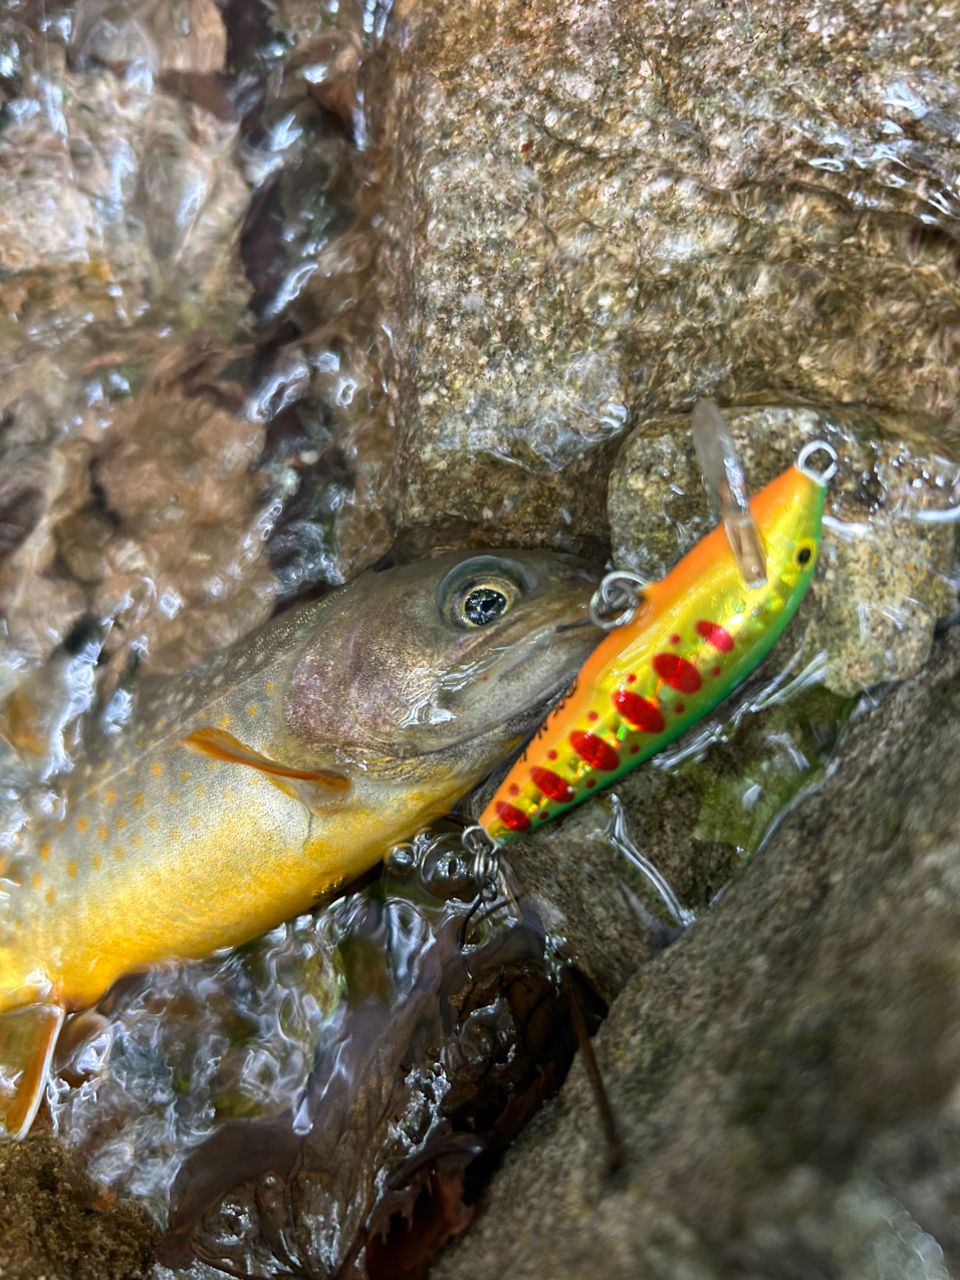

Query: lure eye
<box><xmin>462</xmin><ymin>586</ymin><xmax>509</xmax><ymax>626</ymax></box>
<box><xmin>794</xmin><ymin>539</ymin><xmax>816</xmax><ymax>567</ymax></box>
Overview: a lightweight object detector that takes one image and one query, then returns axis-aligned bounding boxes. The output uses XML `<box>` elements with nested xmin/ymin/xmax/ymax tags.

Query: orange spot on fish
<box><xmin>170</xmin><ymin>829</ymin><xmax>181</xmax><ymax>843</ymax></box>
<box><xmin>265</xmin><ymin>681</ymin><xmax>275</xmax><ymax>693</ymax></box>
<box><xmin>113</xmin><ymin>846</ymin><xmax>124</xmax><ymax>861</ymax></box>
<box><xmin>66</xmin><ymin>860</ymin><xmax>78</xmax><ymax>879</ymax></box>
<box><xmin>105</xmin><ymin>788</ymin><xmax>116</xmax><ymax>805</ymax></box>
<box><xmin>218</xmin><ymin>715</ymin><xmax>232</xmax><ymax>730</ymax></box>
<box><xmin>612</xmin><ymin>690</ymin><xmax>665</xmax><ymax>734</ymax></box>
<box><xmin>653</xmin><ymin>652</ymin><xmax>702</xmax><ymax>693</ymax></box>
<box><xmin>31</xmin><ymin>872</ymin><xmax>42</xmax><ymax>890</ymax></box>
<box><xmin>38</xmin><ymin>841</ymin><xmax>51</xmax><ymax>862</ymax></box>
<box><xmin>151</xmin><ymin>762</ymin><xmax>164</xmax><ymax>778</ymax></box>
<box><xmin>148</xmin><ymin>815</ymin><xmax>159</xmax><ymax>831</ymax></box>
<box><xmin>132</xmin><ymin>835</ymin><xmax>143</xmax><ymax>848</ymax></box>
<box><xmin>133</xmin><ymin>792</ymin><xmax>145</xmax><ymax>809</ymax></box>
<box><xmin>116</xmin><ymin>816</ymin><xmax>127</xmax><ymax>831</ymax></box>
<box><xmin>45</xmin><ymin>887</ymin><xmax>56</xmax><ymax>906</ymax></box>
<box><xmin>168</xmin><ymin>793</ymin><xmax>179</xmax><ymax>806</ymax></box>
<box><xmin>188</xmin><ymin>814</ymin><xmax>199</xmax><ymax>829</ymax></box>
<box><xmin>98</xmin><ymin>825</ymin><xmax>108</xmax><ymax>841</ymax></box>
<box><xmin>246</xmin><ymin>704</ymin><xmax>258</xmax><ymax>717</ymax></box>
<box><xmin>181</xmin><ymin>769</ymin><xmax>190</xmax><ymax>782</ymax></box>
<box><xmin>76</xmin><ymin>815</ymin><xmax>89</xmax><ymax>835</ymax></box>
<box><xmin>91</xmin><ymin>855</ymin><xmax>102</xmax><ymax>870</ymax></box>
<box><xmin>194</xmin><ymin>783</ymin><xmax>205</xmax><ymax>797</ymax></box>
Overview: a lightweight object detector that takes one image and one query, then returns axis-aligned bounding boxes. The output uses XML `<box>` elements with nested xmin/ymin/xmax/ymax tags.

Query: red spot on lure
<box><xmin>530</xmin><ymin>767</ymin><xmax>575</xmax><ymax>804</ymax></box>
<box><xmin>695</xmin><ymin>620</ymin><xmax>735</xmax><ymax>651</ymax></box>
<box><xmin>570</xmin><ymin>731</ymin><xmax>620</xmax><ymax>772</ymax></box>
<box><xmin>479</xmin><ymin>458</ymin><xmax>829</xmax><ymax>844</ymax></box>
<box><xmin>652</xmin><ymin>652</ymin><xmax>702</xmax><ymax>693</ymax></box>
<box><xmin>494</xmin><ymin>800</ymin><xmax>531</xmax><ymax>832</ymax></box>
<box><xmin>611</xmin><ymin>690</ymin><xmax>665</xmax><ymax>734</ymax></box>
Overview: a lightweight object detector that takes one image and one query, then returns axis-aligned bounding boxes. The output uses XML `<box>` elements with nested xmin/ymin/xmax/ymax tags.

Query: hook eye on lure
<box><xmin>468</xmin><ymin>437</ymin><xmax>837</xmax><ymax>852</ymax></box>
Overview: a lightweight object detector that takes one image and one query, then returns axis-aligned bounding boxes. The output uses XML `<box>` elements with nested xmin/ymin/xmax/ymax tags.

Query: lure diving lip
<box><xmin>478</xmin><ymin>441</ymin><xmax>837</xmax><ymax>845</ymax></box>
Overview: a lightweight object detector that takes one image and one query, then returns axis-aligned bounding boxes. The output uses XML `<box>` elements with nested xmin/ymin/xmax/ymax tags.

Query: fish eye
<box><xmin>795</xmin><ymin>539</ymin><xmax>815</xmax><ymax>567</ymax></box>
<box><xmin>462</xmin><ymin>586</ymin><xmax>509</xmax><ymax>626</ymax></box>
<box><xmin>437</xmin><ymin>556</ymin><xmax>524</xmax><ymax>628</ymax></box>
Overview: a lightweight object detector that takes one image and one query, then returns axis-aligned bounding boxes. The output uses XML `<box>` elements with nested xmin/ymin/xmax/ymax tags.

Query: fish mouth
<box><xmin>398</xmin><ymin>610</ymin><xmax>601</xmax><ymax>755</ymax></box>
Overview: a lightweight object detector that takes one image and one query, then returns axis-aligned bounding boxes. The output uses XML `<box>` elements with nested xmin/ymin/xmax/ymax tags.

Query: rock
<box><xmin>0</xmin><ymin>1130</ymin><xmax>157</xmax><ymax>1280</ymax></box>
<box><xmin>0</xmin><ymin>0</ymin><xmax>276</xmax><ymax>687</ymax></box>
<box><xmin>85</xmin><ymin>376</ymin><xmax>277</xmax><ymax>673</ymax></box>
<box><xmin>483</xmin><ymin>796</ymin><xmax>676</xmax><ymax>1007</ymax></box>
<box><xmin>374</xmin><ymin>0</ymin><xmax>960</xmax><ymax>559</ymax></box>
<box><xmin>432</xmin><ymin>623</ymin><xmax>960</xmax><ymax>1280</ymax></box>
<box><xmin>0</xmin><ymin>1</ymin><xmax>247</xmax><ymax>331</ymax></box>
<box><xmin>608</xmin><ymin>404</ymin><xmax>958</xmax><ymax>694</ymax></box>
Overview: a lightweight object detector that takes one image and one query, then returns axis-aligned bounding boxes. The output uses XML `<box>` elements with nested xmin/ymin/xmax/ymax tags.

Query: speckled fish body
<box><xmin>0</xmin><ymin>550</ymin><xmax>601</xmax><ymax>1137</ymax></box>
<box><xmin>481</xmin><ymin>464</ymin><xmax>825</xmax><ymax>843</ymax></box>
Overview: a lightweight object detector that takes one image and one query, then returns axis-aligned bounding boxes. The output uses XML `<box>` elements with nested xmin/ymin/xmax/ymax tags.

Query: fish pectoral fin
<box><xmin>0</xmin><ymin>1003</ymin><xmax>65</xmax><ymax>1140</ymax></box>
<box><xmin>181</xmin><ymin>727</ymin><xmax>350</xmax><ymax>811</ymax></box>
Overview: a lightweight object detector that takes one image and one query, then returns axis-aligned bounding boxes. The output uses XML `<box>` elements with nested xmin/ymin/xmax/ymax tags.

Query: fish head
<box><xmin>283</xmin><ymin>550</ymin><xmax>602</xmax><ymax>770</ymax></box>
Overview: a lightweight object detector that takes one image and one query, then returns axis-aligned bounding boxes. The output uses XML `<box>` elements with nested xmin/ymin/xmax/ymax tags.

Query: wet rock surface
<box><xmin>433</xmin><ymin>623</ymin><xmax>960</xmax><ymax>1280</ymax></box>
<box><xmin>0</xmin><ymin>1130</ymin><xmax>158</xmax><ymax>1280</ymax></box>
<box><xmin>375</xmin><ymin>0</ymin><xmax>960</xmax><ymax>553</ymax></box>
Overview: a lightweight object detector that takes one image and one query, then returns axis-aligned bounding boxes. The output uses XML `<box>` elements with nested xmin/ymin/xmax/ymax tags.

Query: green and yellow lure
<box><xmin>480</xmin><ymin>445</ymin><xmax>833</xmax><ymax>843</ymax></box>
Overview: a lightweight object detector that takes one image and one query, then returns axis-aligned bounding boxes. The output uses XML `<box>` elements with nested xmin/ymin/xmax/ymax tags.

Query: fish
<box><xmin>0</xmin><ymin>549</ymin><xmax>601</xmax><ymax>1139</ymax></box>
<box><xmin>480</xmin><ymin>457</ymin><xmax>828</xmax><ymax>842</ymax></box>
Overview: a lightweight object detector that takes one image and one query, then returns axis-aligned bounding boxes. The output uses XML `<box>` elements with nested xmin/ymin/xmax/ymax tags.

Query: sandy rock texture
<box><xmin>374</xmin><ymin>0</ymin><xmax>960</xmax><ymax>554</ymax></box>
<box><xmin>0</xmin><ymin>1131</ymin><xmax>157</xmax><ymax>1280</ymax></box>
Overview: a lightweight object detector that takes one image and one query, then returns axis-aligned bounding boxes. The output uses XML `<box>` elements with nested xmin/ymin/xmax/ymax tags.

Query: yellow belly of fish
<box><xmin>2</xmin><ymin>770</ymin><xmax>465</xmax><ymax>1016</ymax></box>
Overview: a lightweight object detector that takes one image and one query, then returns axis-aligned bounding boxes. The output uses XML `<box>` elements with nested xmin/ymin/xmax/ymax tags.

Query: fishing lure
<box><xmin>478</xmin><ymin>442</ymin><xmax>836</xmax><ymax>844</ymax></box>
